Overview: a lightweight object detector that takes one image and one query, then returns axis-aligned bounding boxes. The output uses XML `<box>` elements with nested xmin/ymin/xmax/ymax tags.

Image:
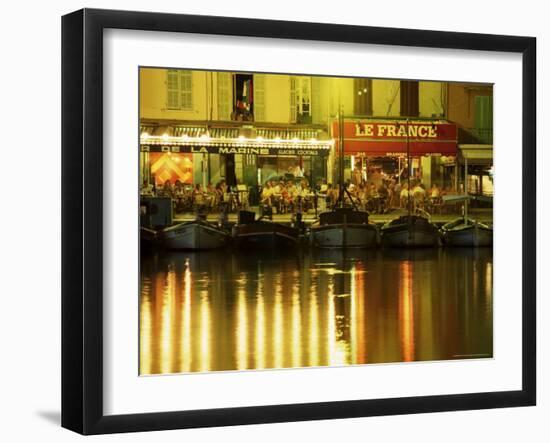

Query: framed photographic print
<box><xmin>61</xmin><ymin>8</ymin><xmax>536</xmax><ymax>435</ymax></box>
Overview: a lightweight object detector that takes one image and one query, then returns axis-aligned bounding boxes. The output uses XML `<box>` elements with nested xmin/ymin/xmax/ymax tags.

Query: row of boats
<box><xmin>141</xmin><ymin>206</ymin><xmax>492</xmax><ymax>251</ymax></box>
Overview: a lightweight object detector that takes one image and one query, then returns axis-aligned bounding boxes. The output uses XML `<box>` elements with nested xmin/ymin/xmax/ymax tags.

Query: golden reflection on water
<box><xmin>236</xmin><ymin>274</ymin><xmax>248</xmax><ymax>371</ymax></box>
<box><xmin>399</xmin><ymin>261</ymin><xmax>415</xmax><ymax>362</ymax></box>
<box><xmin>291</xmin><ymin>271</ymin><xmax>302</xmax><ymax>369</ymax></box>
<box><xmin>160</xmin><ymin>269</ymin><xmax>175</xmax><ymax>374</ymax></box>
<box><xmin>139</xmin><ymin>248</ymin><xmax>493</xmax><ymax>375</ymax></box>
<box><xmin>273</xmin><ymin>273</ymin><xmax>284</xmax><ymax>369</ymax></box>
<box><xmin>255</xmin><ymin>277</ymin><xmax>266</xmax><ymax>370</ymax></box>
<box><xmin>181</xmin><ymin>261</ymin><xmax>192</xmax><ymax>373</ymax></box>
<box><xmin>139</xmin><ymin>276</ymin><xmax>152</xmax><ymax>375</ymax></box>
<box><xmin>308</xmin><ymin>282</ymin><xmax>320</xmax><ymax>367</ymax></box>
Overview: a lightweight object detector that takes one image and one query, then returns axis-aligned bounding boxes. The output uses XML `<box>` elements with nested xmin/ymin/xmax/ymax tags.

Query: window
<box><xmin>217</xmin><ymin>72</ymin><xmax>232</xmax><ymax>120</ymax></box>
<box><xmin>254</xmin><ymin>74</ymin><xmax>266</xmax><ymax>122</ymax></box>
<box><xmin>400</xmin><ymin>80</ymin><xmax>419</xmax><ymax>117</ymax></box>
<box><xmin>167</xmin><ymin>70</ymin><xmax>192</xmax><ymax>110</ymax></box>
<box><xmin>290</xmin><ymin>76</ymin><xmax>312</xmax><ymax>123</ymax></box>
<box><xmin>354</xmin><ymin>78</ymin><xmax>373</xmax><ymax>116</ymax></box>
<box><xmin>232</xmin><ymin>74</ymin><xmax>254</xmax><ymax>121</ymax></box>
<box><xmin>474</xmin><ymin>95</ymin><xmax>493</xmax><ymax>143</ymax></box>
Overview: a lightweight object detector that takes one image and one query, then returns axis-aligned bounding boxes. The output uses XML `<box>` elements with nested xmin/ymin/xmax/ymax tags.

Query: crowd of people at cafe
<box><xmin>141</xmin><ymin>172</ymin><xmax>454</xmax><ymax>216</ymax></box>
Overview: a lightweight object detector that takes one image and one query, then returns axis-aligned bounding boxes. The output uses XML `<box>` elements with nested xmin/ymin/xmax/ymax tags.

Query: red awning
<box><xmin>339</xmin><ymin>140</ymin><xmax>457</xmax><ymax>156</ymax></box>
<box><xmin>333</xmin><ymin>119</ymin><xmax>457</xmax><ymax>157</ymax></box>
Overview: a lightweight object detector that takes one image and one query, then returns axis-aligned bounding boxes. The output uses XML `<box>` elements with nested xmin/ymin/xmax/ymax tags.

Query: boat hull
<box><xmin>162</xmin><ymin>222</ymin><xmax>229</xmax><ymax>250</ymax></box>
<box><xmin>140</xmin><ymin>226</ymin><xmax>158</xmax><ymax>250</ymax></box>
<box><xmin>310</xmin><ymin>224</ymin><xmax>378</xmax><ymax>248</ymax></box>
<box><xmin>381</xmin><ymin>217</ymin><xmax>440</xmax><ymax>248</ymax></box>
<box><xmin>233</xmin><ymin>222</ymin><xmax>299</xmax><ymax>248</ymax></box>
<box><xmin>443</xmin><ymin>225</ymin><xmax>493</xmax><ymax>247</ymax></box>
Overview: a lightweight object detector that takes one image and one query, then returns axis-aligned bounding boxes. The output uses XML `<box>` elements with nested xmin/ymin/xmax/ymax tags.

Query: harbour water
<box><xmin>139</xmin><ymin>248</ymin><xmax>493</xmax><ymax>375</ymax></box>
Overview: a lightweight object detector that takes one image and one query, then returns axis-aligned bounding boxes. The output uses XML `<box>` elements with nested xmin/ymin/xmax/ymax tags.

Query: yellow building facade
<box><xmin>140</xmin><ymin>68</ymin><xmax>452</xmax><ymax>191</ymax></box>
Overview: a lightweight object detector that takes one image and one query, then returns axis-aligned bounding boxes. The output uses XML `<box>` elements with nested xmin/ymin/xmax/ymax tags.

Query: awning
<box><xmin>334</xmin><ymin>119</ymin><xmax>458</xmax><ymax>157</ymax></box>
<box><xmin>458</xmin><ymin>144</ymin><xmax>493</xmax><ymax>164</ymax></box>
<box><xmin>140</xmin><ymin>124</ymin><xmax>333</xmax><ymax>156</ymax></box>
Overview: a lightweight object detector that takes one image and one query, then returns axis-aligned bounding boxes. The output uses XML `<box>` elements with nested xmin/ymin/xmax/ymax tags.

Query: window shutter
<box><xmin>400</xmin><ymin>81</ymin><xmax>419</xmax><ymax>117</ymax></box>
<box><xmin>298</xmin><ymin>77</ymin><xmax>311</xmax><ymax>116</ymax></box>
<box><xmin>253</xmin><ymin>74</ymin><xmax>265</xmax><ymax>122</ymax></box>
<box><xmin>167</xmin><ymin>70</ymin><xmax>179</xmax><ymax>109</ymax></box>
<box><xmin>167</xmin><ymin>70</ymin><xmax>192</xmax><ymax>110</ymax></box>
<box><xmin>311</xmin><ymin>77</ymin><xmax>321</xmax><ymax>123</ymax></box>
<box><xmin>180</xmin><ymin>71</ymin><xmax>192</xmax><ymax>110</ymax></box>
<box><xmin>474</xmin><ymin>96</ymin><xmax>493</xmax><ymax>143</ymax></box>
<box><xmin>475</xmin><ymin>96</ymin><xmax>493</xmax><ymax>129</ymax></box>
<box><xmin>290</xmin><ymin>77</ymin><xmax>296</xmax><ymax>123</ymax></box>
<box><xmin>217</xmin><ymin>72</ymin><xmax>232</xmax><ymax>120</ymax></box>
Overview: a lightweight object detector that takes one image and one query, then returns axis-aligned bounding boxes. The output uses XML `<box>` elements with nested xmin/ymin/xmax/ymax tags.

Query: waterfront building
<box><xmin>139</xmin><ymin>68</ymin><xmax>492</xmax><ymax>198</ymax></box>
<box><xmin>447</xmin><ymin>83</ymin><xmax>494</xmax><ymax>196</ymax></box>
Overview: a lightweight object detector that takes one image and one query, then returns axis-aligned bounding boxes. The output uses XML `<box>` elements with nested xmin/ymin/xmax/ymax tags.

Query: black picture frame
<box><xmin>62</xmin><ymin>8</ymin><xmax>536</xmax><ymax>435</ymax></box>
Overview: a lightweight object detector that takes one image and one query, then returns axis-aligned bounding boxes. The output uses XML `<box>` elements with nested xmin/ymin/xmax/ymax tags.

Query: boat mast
<box><xmin>406</xmin><ymin>117</ymin><xmax>411</xmax><ymax>215</ymax></box>
<box><xmin>339</xmin><ymin>107</ymin><xmax>344</xmax><ymax>208</ymax></box>
<box><xmin>464</xmin><ymin>156</ymin><xmax>469</xmax><ymax>223</ymax></box>
<box><xmin>334</xmin><ymin>107</ymin><xmax>358</xmax><ymax>211</ymax></box>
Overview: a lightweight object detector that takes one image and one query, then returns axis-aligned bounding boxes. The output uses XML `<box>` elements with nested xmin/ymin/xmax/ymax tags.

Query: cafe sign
<box><xmin>141</xmin><ymin>144</ymin><xmax>329</xmax><ymax>156</ymax></box>
<box><xmin>332</xmin><ymin>119</ymin><xmax>457</xmax><ymax>156</ymax></box>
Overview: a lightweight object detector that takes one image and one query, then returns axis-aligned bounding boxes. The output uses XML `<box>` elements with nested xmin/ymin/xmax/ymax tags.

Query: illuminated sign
<box><xmin>141</xmin><ymin>145</ymin><xmax>329</xmax><ymax>156</ymax></box>
<box><xmin>332</xmin><ymin>120</ymin><xmax>457</xmax><ymax>156</ymax></box>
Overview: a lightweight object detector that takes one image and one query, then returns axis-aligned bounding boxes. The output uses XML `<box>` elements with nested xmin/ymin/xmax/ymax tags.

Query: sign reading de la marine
<box><xmin>140</xmin><ymin>145</ymin><xmax>329</xmax><ymax>156</ymax></box>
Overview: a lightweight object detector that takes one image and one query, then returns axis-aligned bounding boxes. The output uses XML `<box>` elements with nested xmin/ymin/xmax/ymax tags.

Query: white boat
<box><xmin>441</xmin><ymin>157</ymin><xmax>493</xmax><ymax>247</ymax></box>
<box><xmin>310</xmin><ymin>207</ymin><xmax>378</xmax><ymax>248</ymax></box>
<box><xmin>161</xmin><ymin>220</ymin><xmax>229</xmax><ymax>250</ymax></box>
<box><xmin>441</xmin><ymin>217</ymin><xmax>493</xmax><ymax>247</ymax></box>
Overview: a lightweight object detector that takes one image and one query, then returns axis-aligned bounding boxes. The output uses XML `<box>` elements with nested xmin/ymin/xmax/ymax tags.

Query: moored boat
<box><xmin>140</xmin><ymin>226</ymin><xmax>159</xmax><ymax>250</ymax></box>
<box><xmin>309</xmin><ymin>207</ymin><xmax>378</xmax><ymax>248</ymax></box>
<box><xmin>380</xmin><ymin>214</ymin><xmax>440</xmax><ymax>247</ymax></box>
<box><xmin>380</xmin><ymin>118</ymin><xmax>441</xmax><ymax>248</ymax></box>
<box><xmin>441</xmin><ymin>217</ymin><xmax>493</xmax><ymax>247</ymax></box>
<box><xmin>232</xmin><ymin>211</ymin><xmax>299</xmax><ymax>248</ymax></box>
<box><xmin>161</xmin><ymin>220</ymin><xmax>230</xmax><ymax>250</ymax></box>
<box><xmin>440</xmin><ymin>155</ymin><xmax>493</xmax><ymax>247</ymax></box>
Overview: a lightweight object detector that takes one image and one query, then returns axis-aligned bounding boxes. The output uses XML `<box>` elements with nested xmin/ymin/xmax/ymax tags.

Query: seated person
<box><xmin>400</xmin><ymin>183</ymin><xmax>410</xmax><ymax>208</ymax></box>
<box><xmin>205</xmin><ymin>182</ymin><xmax>217</xmax><ymax>209</ymax></box>
<box><xmin>430</xmin><ymin>183</ymin><xmax>441</xmax><ymax>199</ymax></box>
<box><xmin>261</xmin><ymin>181</ymin><xmax>274</xmax><ymax>207</ymax></box>
<box><xmin>193</xmin><ymin>184</ymin><xmax>206</xmax><ymax>209</ymax></box>
<box><xmin>160</xmin><ymin>180</ymin><xmax>174</xmax><ymax>198</ymax></box>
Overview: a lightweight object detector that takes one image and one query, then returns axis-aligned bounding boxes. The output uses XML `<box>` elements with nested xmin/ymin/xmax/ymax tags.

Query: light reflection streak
<box><xmin>273</xmin><ymin>273</ymin><xmax>284</xmax><ymax>368</ymax></box>
<box><xmin>485</xmin><ymin>261</ymin><xmax>493</xmax><ymax>306</ymax></box>
<box><xmin>350</xmin><ymin>266</ymin><xmax>357</xmax><ymax>364</ymax></box>
<box><xmin>327</xmin><ymin>280</ymin><xmax>349</xmax><ymax>366</ymax></box>
<box><xmin>199</xmin><ymin>289</ymin><xmax>211</xmax><ymax>372</ymax></box>
<box><xmin>236</xmin><ymin>274</ymin><xmax>248</xmax><ymax>371</ymax></box>
<box><xmin>160</xmin><ymin>269</ymin><xmax>175</xmax><ymax>374</ymax></box>
<box><xmin>308</xmin><ymin>283</ymin><xmax>320</xmax><ymax>367</ymax></box>
<box><xmin>181</xmin><ymin>261</ymin><xmax>192</xmax><ymax>373</ymax></box>
<box><xmin>291</xmin><ymin>271</ymin><xmax>302</xmax><ymax>368</ymax></box>
<box><xmin>139</xmin><ymin>277</ymin><xmax>152</xmax><ymax>375</ymax></box>
<box><xmin>399</xmin><ymin>261</ymin><xmax>415</xmax><ymax>362</ymax></box>
<box><xmin>485</xmin><ymin>261</ymin><xmax>493</xmax><ymax>328</ymax></box>
<box><xmin>255</xmin><ymin>275</ymin><xmax>266</xmax><ymax>370</ymax></box>
<box><xmin>354</xmin><ymin>262</ymin><xmax>366</xmax><ymax>364</ymax></box>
